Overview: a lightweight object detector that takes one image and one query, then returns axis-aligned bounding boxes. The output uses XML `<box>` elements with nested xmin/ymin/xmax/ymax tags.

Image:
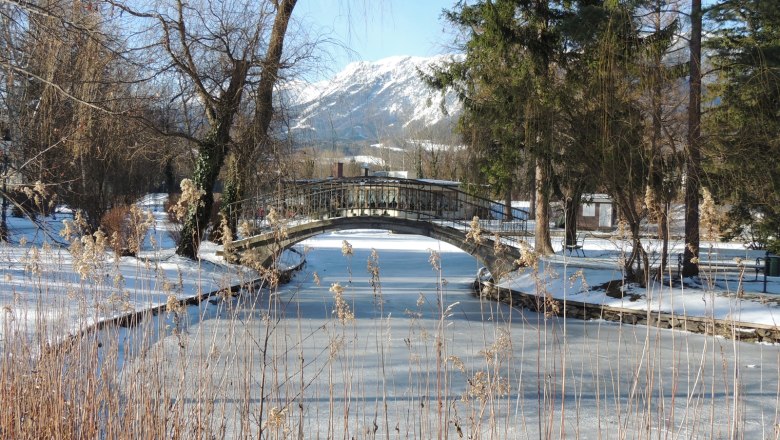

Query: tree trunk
<box><xmin>176</xmin><ymin>60</ymin><xmax>250</xmax><ymax>258</ymax></box>
<box><xmin>683</xmin><ymin>0</ymin><xmax>702</xmax><ymax>277</ymax></box>
<box><xmin>220</xmin><ymin>0</ymin><xmax>297</xmax><ymax>231</ymax></box>
<box><xmin>176</xmin><ymin>134</ymin><xmax>227</xmax><ymax>258</ymax></box>
<box><xmin>528</xmin><ymin>161</ymin><xmax>536</xmax><ymax>219</ymax></box>
<box><xmin>534</xmin><ymin>158</ymin><xmax>554</xmax><ymax>255</ymax></box>
<box><xmin>626</xmin><ymin>216</ymin><xmax>649</xmax><ymax>287</ymax></box>
<box><xmin>219</xmin><ymin>153</ymin><xmax>241</xmax><ymax>237</ymax></box>
<box><xmin>564</xmin><ymin>195</ymin><xmax>579</xmax><ymax>247</ymax></box>
<box><xmin>503</xmin><ymin>179</ymin><xmax>513</xmax><ymax>221</ymax></box>
<box><xmin>164</xmin><ymin>160</ymin><xmax>175</xmax><ymax>193</ymax></box>
<box><xmin>611</xmin><ymin>190</ymin><xmax>648</xmax><ymax>286</ymax></box>
<box><xmin>658</xmin><ymin>201</ymin><xmax>670</xmax><ymax>278</ymax></box>
<box><xmin>639</xmin><ymin>236</ymin><xmax>650</xmax><ymax>288</ymax></box>
<box><xmin>254</xmin><ymin>0</ymin><xmax>297</xmax><ymax>138</ymax></box>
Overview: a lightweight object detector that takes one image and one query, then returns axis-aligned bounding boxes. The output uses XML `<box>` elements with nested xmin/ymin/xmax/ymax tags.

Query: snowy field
<box><xmin>1</xmin><ymin>194</ymin><xmax>779</xmax><ymax>438</ymax></box>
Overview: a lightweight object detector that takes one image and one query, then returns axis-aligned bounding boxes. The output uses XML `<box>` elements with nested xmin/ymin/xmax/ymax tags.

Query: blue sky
<box><xmin>296</xmin><ymin>0</ymin><xmax>458</xmax><ymax>74</ymax></box>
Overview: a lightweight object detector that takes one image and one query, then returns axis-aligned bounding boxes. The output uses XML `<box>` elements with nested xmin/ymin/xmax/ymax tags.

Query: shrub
<box><xmin>165</xmin><ymin>193</ymin><xmax>181</xmax><ymax>224</ymax></box>
<box><xmin>100</xmin><ymin>204</ymin><xmax>155</xmax><ymax>257</ymax></box>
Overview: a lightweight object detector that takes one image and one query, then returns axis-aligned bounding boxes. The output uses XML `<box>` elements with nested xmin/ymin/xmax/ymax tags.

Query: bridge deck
<box><xmin>222</xmin><ymin>177</ymin><xmax>530</xmax><ymax>275</ymax></box>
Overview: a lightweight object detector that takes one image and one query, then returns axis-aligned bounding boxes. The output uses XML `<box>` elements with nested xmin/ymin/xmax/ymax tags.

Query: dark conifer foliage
<box><xmin>705</xmin><ymin>0</ymin><xmax>780</xmax><ymax>253</ymax></box>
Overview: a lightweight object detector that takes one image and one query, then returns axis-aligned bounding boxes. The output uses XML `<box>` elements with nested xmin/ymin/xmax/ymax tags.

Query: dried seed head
<box><xmin>543</xmin><ymin>295</ymin><xmax>561</xmax><ymax>318</ymax></box>
<box><xmin>329</xmin><ymin>282</ymin><xmax>354</xmax><ymax>324</ymax></box>
<box><xmin>165</xmin><ymin>293</ymin><xmax>182</xmax><ymax>314</ymax></box>
<box><xmin>341</xmin><ymin>240</ymin><xmax>353</xmax><ymax>257</ymax></box>
<box><xmin>464</xmin><ymin>371</ymin><xmax>510</xmax><ymax>402</ymax></box>
<box><xmin>465</xmin><ymin>216</ymin><xmax>483</xmax><ymax>245</ymax></box>
<box><xmin>428</xmin><ymin>249</ymin><xmax>440</xmax><ymax>271</ymax></box>
<box><xmin>172</xmin><ymin>179</ymin><xmax>205</xmax><ymax>221</ymax></box>
<box><xmin>367</xmin><ymin>249</ymin><xmax>380</xmax><ymax>278</ymax></box>
<box><xmin>515</xmin><ymin>241</ymin><xmax>538</xmax><ymax>269</ymax></box>
<box><xmin>493</xmin><ymin>233</ymin><xmax>506</xmax><ymax>254</ymax></box>
<box><xmin>447</xmin><ymin>355</ymin><xmax>466</xmax><ymax>373</ymax></box>
<box><xmin>700</xmin><ymin>187</ymin><xmax>720</xmax><ymax>240</ymax></box>
<box><xmin>238</xmin><ymin>220</ymin><xmax>252</xmax><ymax>238</ymax></box>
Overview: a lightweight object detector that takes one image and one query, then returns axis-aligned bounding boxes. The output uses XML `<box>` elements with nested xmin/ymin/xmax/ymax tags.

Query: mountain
<box><xmin>283</xmin><ymin>55</ymin><xmax>462</xmax><ymax>145</ymax></box>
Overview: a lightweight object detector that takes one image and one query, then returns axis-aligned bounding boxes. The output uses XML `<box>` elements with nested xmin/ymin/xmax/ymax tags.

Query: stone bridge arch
<box><xmin>224</xmin><ymin>216</ymin><xmax>521</xmax><ymax>278</ymax></box>
<box><xmin>221</xmin><ymin>177</ymin><xmax>529</xmax><ymax>278</ymax></box>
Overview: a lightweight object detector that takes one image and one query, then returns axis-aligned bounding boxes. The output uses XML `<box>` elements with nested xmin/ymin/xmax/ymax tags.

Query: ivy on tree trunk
<box><xmin>176</xmin><ymin>132</ymin><xmax>227</xmax><ymax>259</ymax></box>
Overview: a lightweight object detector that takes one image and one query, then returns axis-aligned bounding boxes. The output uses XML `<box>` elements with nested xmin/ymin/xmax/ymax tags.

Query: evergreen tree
<box><xmin>428</xmin><ymin>0</ymin><xmax>592</xmax><ymax>255</ymax></box>
<box><xmin>706</xmin><ymin>0</ymin><xmax>780</xmax><ymax>253</ymax></box>
<box><xmin>683</xmin><ymin>0</ymin><xmax>703</xmax><ymax>276</ymax></box>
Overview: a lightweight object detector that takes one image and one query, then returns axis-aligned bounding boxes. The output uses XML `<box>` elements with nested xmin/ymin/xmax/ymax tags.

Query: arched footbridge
<box><xmin>220</xmin><ymin>177</ymin><xmax>530</xmax><ymax>276</ymax></box>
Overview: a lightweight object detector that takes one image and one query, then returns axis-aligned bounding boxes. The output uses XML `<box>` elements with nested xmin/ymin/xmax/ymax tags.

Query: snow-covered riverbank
<box><xmin>2</xmin><ymin>193</ymin><xmax>779</xmax><ymax>349</ymax></box>
<box><xmin>2</xmin><ymin>194</ymin><xmax>779</xmax><ymax>437</ymax></box>
<box><xmin>116</xmin><ymin>229</ymin><xmax>780</xmax><ymax>438</ymax></box>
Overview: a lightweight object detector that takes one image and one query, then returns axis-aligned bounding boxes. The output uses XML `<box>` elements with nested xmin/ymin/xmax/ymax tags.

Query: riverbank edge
<box><xmin>475</xmin><ymin>279</ymin><xmax>780</xmax><ymax>344</ymax></box>
<box><xmin>52</xmin><ymin>249</ymin><xmax>307</xmax><ymax>350</ymax></box>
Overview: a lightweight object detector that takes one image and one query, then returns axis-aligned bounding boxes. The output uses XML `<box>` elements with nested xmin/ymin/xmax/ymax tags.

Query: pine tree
<box><xmin>428</xmin><ymin>0</ymin><xmax>589</xmax><ymax>255</ymax></box>
<box><xmin>706</xmin><ymin>0</ymin><xmax>780</xmax><ymax>253</ymax></box>
<box><xmin>683</xmin><ymin>0</ymin><xmax>703</xmax><ymax>277</ymax></box>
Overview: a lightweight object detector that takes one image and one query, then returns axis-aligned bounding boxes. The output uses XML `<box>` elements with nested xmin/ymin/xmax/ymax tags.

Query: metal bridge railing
<box><xmin>227</xmin><ymin>177</ymin><xmax>529</xmax><ymax>248</ymax></box>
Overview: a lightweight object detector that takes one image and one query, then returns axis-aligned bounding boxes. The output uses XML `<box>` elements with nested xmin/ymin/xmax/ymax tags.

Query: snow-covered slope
<box><xmin>283</xmin><ymin>55</ymin><xmax>462</xmax><ymax>143</ymax></box>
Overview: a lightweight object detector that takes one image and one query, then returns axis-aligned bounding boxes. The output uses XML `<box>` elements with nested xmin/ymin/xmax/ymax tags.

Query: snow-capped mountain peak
<box><xmin>283</xmin><ymin>54</ymin><xmax>462</xmax><ymax>143</ymax></box>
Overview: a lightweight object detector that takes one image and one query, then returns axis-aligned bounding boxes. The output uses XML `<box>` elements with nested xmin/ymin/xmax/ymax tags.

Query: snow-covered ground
<box><xmin>501</xmin><ymin>233</ymin><xmax>780</xmax><ymax>327</ymax></box>
<box><xmin>1</xmin><ymin>194</ymin><xmax>778</xmax><ymax>347</ymax></box>
<box><xmin>2</xmin><ymin>196</ymin><xmax>779</xmax><ymax>437</ymax></box>
<box><xmin>0</xmin><ymin>194</ymin><xmax>258</xmax><ymax>349</ymax></box>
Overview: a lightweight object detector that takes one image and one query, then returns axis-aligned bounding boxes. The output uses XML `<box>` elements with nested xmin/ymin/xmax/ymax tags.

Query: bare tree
<box><xmin>1</xmin><ymin>0</ymin><xmax>167</xmax><ymax>229</ymax></box>
<box><xmin>109</xmin><ymin>0</ymin><xmax>298</xmax><ymax>258</ymax></box>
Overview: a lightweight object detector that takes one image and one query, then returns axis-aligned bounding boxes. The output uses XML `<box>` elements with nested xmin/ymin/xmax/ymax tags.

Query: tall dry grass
<box><xmin>0</xmin><ymin>209</ymin><xmax>778</xmax><ymax>439</ymax></box>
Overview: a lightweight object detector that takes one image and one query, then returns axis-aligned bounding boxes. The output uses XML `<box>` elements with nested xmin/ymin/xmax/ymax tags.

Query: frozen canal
<box><xmin>122</xmin><ymin>230</ymin><xmax>780</xmax><ymax>439</ymax></box>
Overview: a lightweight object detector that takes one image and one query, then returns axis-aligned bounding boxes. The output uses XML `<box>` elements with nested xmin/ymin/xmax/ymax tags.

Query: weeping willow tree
<box><xmin>631</xmin><ymin>0</ymin><xmax>687</xmax><ymax>278</ymax></box>
<box><xmin>3</xmin><ymin>0</ymin><xmax>161</xmax><ymax>230</ymax></box>
<box><xmin>573</xmin><ymin>2</ymin><xmax>657</xmax><ymax>284</ymax></box>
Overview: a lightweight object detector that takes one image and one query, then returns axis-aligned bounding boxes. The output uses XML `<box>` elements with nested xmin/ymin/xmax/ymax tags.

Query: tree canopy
<box><xmin>705</xmin><ymin>0</ymin><xmax>780</xmax><ymax>252</ymax></box>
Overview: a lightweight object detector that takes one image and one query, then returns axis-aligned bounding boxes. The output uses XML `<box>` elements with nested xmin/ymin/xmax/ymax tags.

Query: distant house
<box><xmin>578</xmin><ymin>194</ymin><xmax>617</xmax><ymax>230</ymax></box>
<box><xmin>372</xmin><ymin>170</ymin><xmax>411</xmax><ymax>179</ymax></box>
<box><xmin>490</xmin><ymin>201</ymin><xmax>530</xmax><ymax>221</ymax></box>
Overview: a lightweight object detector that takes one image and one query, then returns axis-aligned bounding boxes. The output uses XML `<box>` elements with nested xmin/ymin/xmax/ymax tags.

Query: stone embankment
<box><xmin>75</xmin><ymin>249</ymin><xmax>306</xmax><ymax>337</ymax></box>
<box><xmin>475</xmin><ymin>280</ymin><xmax>780</xmax><ymax>344</ymax></box>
